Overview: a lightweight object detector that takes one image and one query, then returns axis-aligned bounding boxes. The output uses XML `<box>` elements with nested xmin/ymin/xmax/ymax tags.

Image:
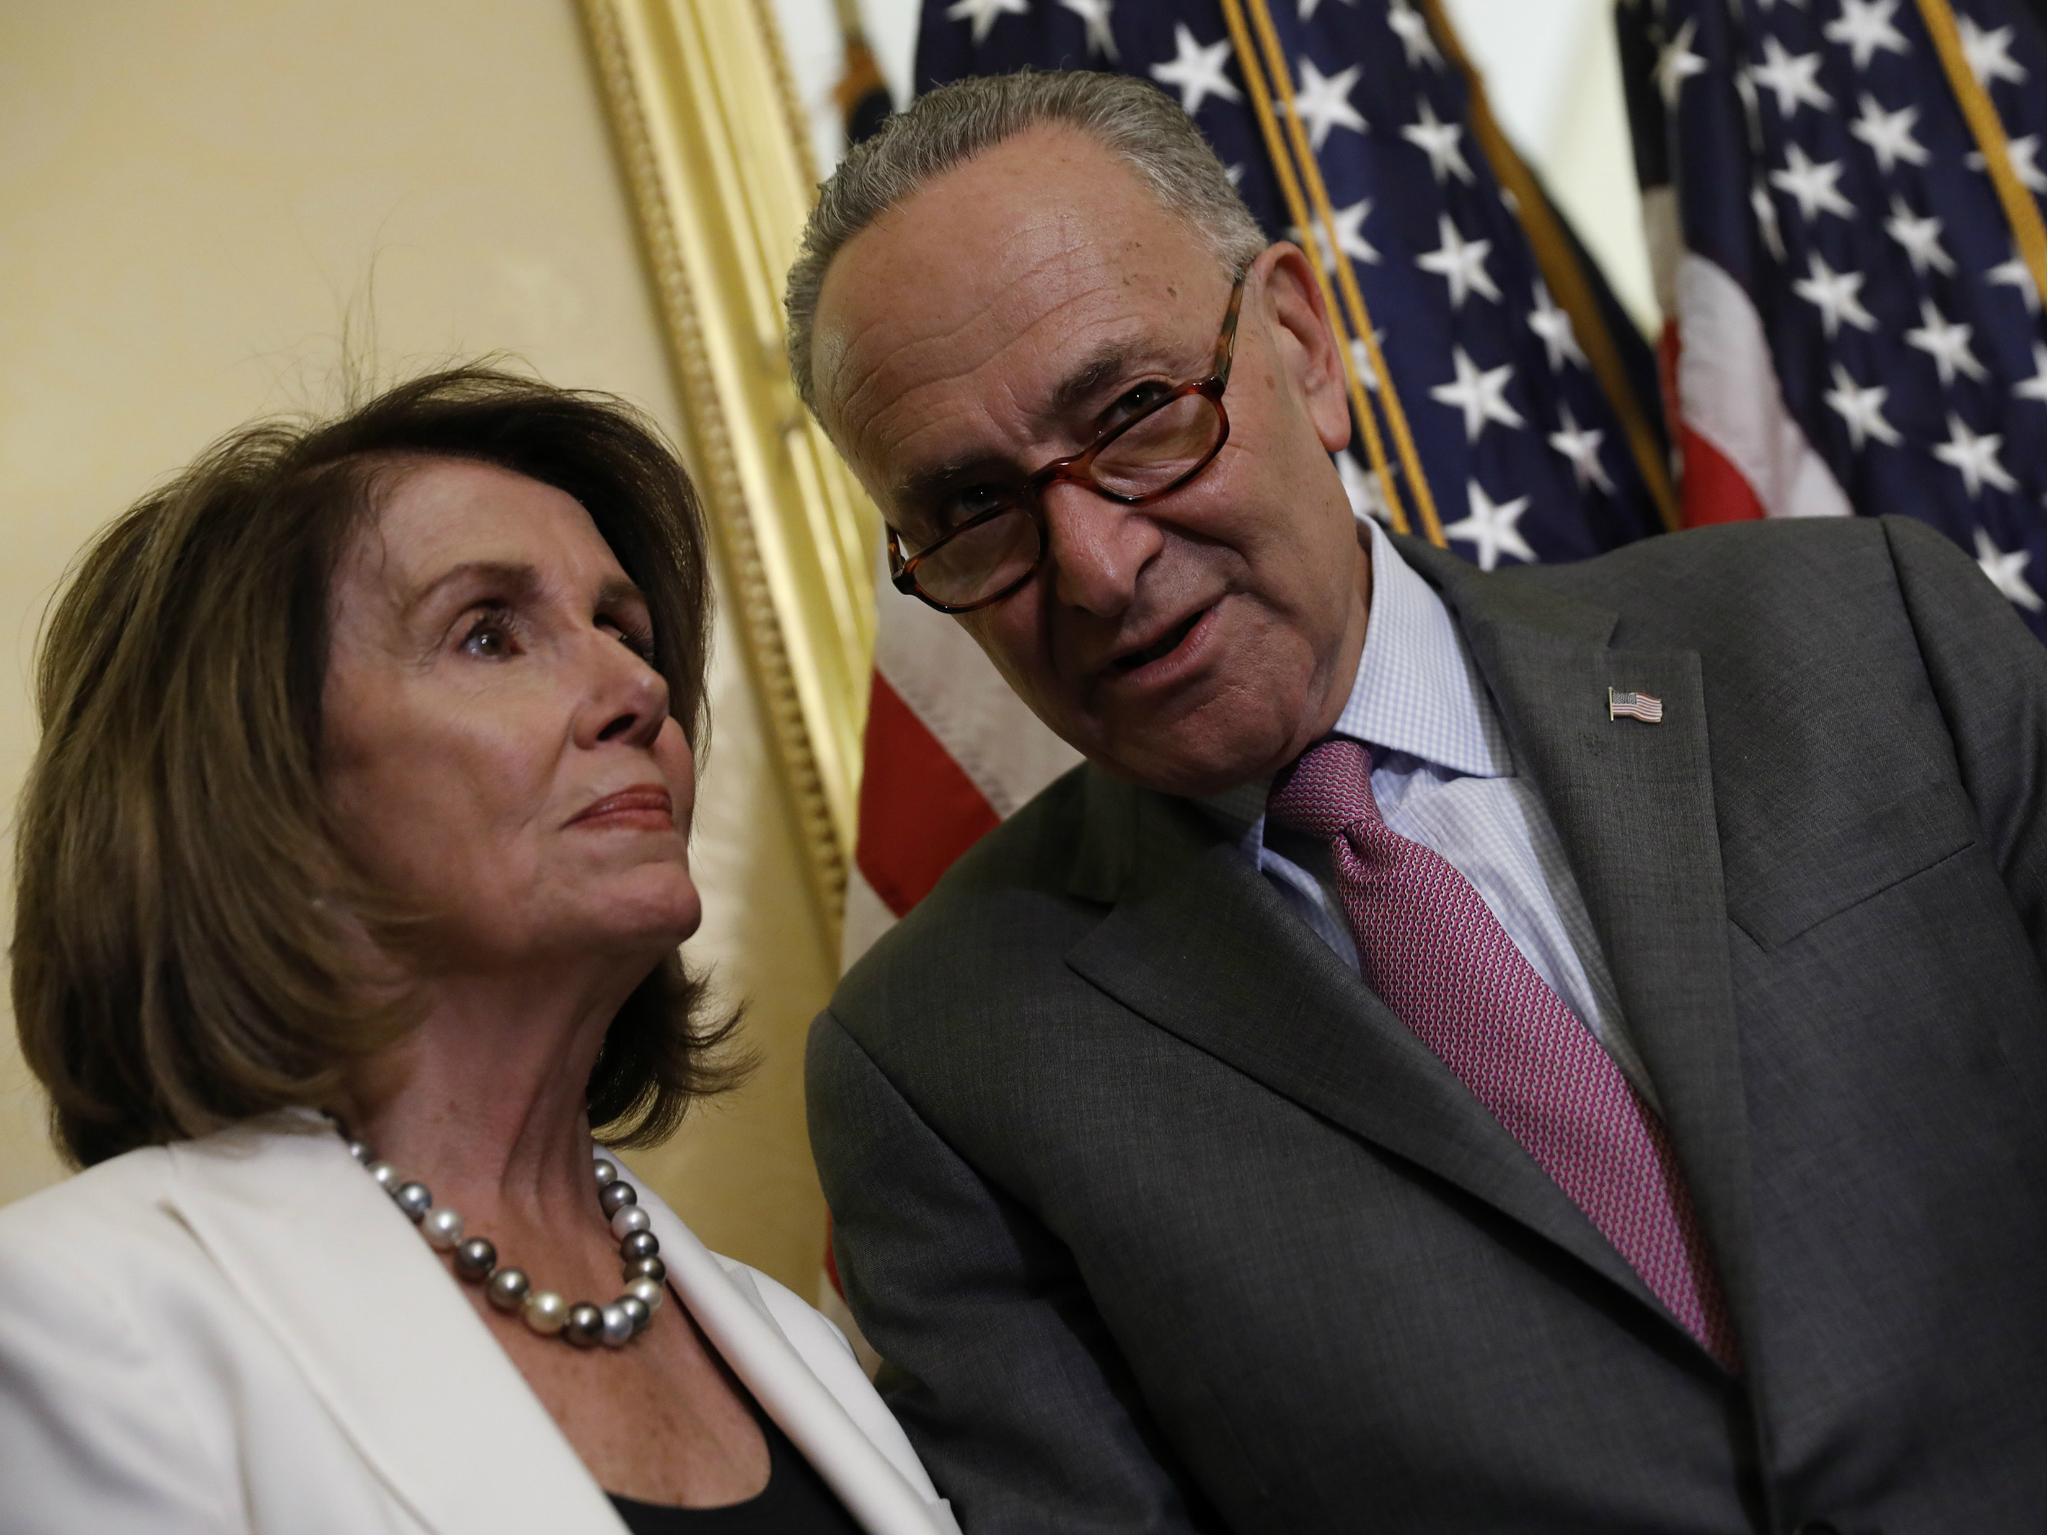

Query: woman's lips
<box><xmin>569</xmin><ymin>786</ymin><xmax>674</xmax><ymax>828</ymax></box>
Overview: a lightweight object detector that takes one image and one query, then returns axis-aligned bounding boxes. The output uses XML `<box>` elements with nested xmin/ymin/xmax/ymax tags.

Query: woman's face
<box><xmin>322</xmin><ymin>457</ymin><xmax>701</xmax><ymax>975</ymax></box>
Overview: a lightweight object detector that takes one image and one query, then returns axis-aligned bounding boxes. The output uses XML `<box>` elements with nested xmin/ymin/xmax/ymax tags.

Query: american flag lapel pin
<box><xmin>1608</xmin><ymin>687</ymin><xmax>1664</xmax><ymax>724</ymax></box>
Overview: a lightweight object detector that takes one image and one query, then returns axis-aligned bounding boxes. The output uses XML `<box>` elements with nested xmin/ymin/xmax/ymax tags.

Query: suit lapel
<box><xmin>1420</xmin><ymin>545</ymin><xmax>1758</xmax><ymax>1346</ymax></box>
<box><xmin>1066</xmin><ymin>778</ymin><xmax>1667</xmax><ymax>1321</ymax></box>
<box><xmin>628</xmin><ymin>1172</ymin><xmax>948</xmax><ymax>1534</ymax></box>
<box><xmin>166</xmin><ymin>1114</ymin><xmax>620</xmax><ymax>1534</ymax></box>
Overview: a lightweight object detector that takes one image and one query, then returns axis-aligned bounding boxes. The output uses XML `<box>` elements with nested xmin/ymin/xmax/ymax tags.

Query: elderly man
<box><xmin>785</xmin><ymin>70</ymin><xmax>2043</xmax><ymax>1532</ymax></box>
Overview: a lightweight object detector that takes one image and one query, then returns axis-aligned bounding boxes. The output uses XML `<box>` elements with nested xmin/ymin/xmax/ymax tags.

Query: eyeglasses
<box><xmin>886</xmin><ymin>274</ymin><xmax>1248</xmax><ymax>614</ymax></box>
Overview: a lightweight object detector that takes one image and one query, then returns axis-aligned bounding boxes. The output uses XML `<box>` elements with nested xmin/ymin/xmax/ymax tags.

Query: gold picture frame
<box><xmin>580</xmin><ymin>0</ymin><xmax>876</xmax><ymax>949</ymax></box>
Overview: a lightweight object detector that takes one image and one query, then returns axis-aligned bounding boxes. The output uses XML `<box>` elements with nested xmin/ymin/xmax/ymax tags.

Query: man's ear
<box><xmin>1258</xmin><ymin>241</ymin><xmax>1353</xmax><ymax>454</ymax></box>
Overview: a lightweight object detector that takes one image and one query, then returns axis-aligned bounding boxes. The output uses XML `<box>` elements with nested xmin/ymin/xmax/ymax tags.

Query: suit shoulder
<box><xmin>0</xmin><ymin>1145</ymin><xmax>178</xmax><ymax>1256</ymax></box>
<box><xmin>840</xmin><ymin>763</ymin><xmax>1099</xmax><ymax>991</ymax></box>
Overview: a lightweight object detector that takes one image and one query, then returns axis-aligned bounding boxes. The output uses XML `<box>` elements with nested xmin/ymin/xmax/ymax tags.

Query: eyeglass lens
<box><xmin>914</xmin><ymin>393</ymin><xmax>1224</xmax><ymax>607</ymax></box>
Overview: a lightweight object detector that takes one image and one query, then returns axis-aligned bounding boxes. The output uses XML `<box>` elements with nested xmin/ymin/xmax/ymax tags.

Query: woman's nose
<box><xmin>581</xmin><ymin>636</ymin><xmax>670</xmax><ymax>749</ymax></box>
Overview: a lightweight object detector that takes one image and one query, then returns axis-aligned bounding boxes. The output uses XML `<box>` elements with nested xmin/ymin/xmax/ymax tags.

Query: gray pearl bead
<box><xmin>565</xmin><ymin>1304</ymin><xmax>604</xmax><ymax>1347</ymax></box>
<box><xmin>620</xmin><ymin>1229</ymin><xmax>660</xmax><ymax>1263</ymax></box>
<box><xmin>522</xmin><ymin>1289</ymin><xmax>568</xmax><ymax>1336</ymax></box>
<box><xmin>618</xmin><ymin>1295</ymin><xmax>651</xmax><ymax>1335</ymax></box>
<box><xmin>625</xmin><ymin>1276</ymin><xmax>663</xmax><ymax>1314</ymax></box>
<box><xmin>609</xmin><ymin>1205</ymin><xmax>651</xmax><ymax>1240</ymax></box>
<box><xmin>592</xmin><ymin>1158</ymin><xmax>618</xmax><ymax>1187</ymax></box>
<box><xmin>599</xmin><ymin>1180</ymin><xmax>638</xmax><ymax>1218</ymax></box>
<box><xmin>346</xmin><ymin>1140</ymin><xmax>371</xmax><ymax>1163</ymax></box>
<box><xmin>599</xmin><ymin>1302</ymin><xmax>633</xmax><ymax>1347</ymax></box>
<box><xmin>487</xmin><ymin>1268</ymin><xmax>530</xmax><ymax>1312</ymax></box>
<box><xmin>422</xmin><ymin>1207</ymin><xmax>464</xmax><ymax>1251</ymax></box>
<box><xmin>624</xmin><ymin>1255</ymin><xmax>666</xmax><ymax>1283</ymax></box>
<box><xmin>453</xmin><ymin>1237</ymin><xmax>497</xmax><ymax>1281</ymax></box>
<box><xmin>391</xmin><ymin>1182</ymin><xmax>432</xmax><ymax>1222</ymax></box>
<box><xmin>366</xmin><ymin>1160</ymin><xmax>397</xmax><ymax>1188</ymax></box>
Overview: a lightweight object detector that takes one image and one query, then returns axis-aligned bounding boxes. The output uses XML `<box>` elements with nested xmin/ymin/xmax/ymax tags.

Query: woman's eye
<box><xmin>603</xmin><ymin>621</ymin><xmax>658</xmax><ymax>663</ymax></box>
<box><xmin>459</xmin><ymin>609</ymin><xmax>518</xmax><ymax>659</ymax></box>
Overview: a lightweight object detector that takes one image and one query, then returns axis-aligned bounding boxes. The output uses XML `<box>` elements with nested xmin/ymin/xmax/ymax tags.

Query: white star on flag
<box><xmin>1347</xmin><ymin>332</ymin><xmax>1386</xmax><ymax>393</ymax></box>
<box><xmin>2016</xmin><ymin>345</ymin><xmax>2047</xmax><ymax>404</ymax></box>
<box><xmin>1334</xmin><ymin>448</ymin><xmax>1393</xmax><ymax>524</ymax></box>
<box><xmin>1416</xmin><ymin>215</ymin><xmax>1501</xmax><ymax>309</ymax></box>
<box><xmin>1295</xmin><ymin>200</ymin><xmax>1380</xmax><ymax>270</ymax></box>
<box><xmin>1885</xmin><ymin>197</ymin><xmax>1954</xmax><ymax>276</ymax></box>
<box><xmin>1824</xmin><ymin>0</ymin><xmax>1909</xmax><ymax>70</ymax></box>
<box><xmin>1751</xmin><ymin>181</ymin><xmax>1787</xmax><ymax>261</ymax></box>
<box><xmin>1747</xmin><ymin>36</ymin><xmax>1833</xmax><ymax>119</ymax></box>
<box><xmin>1771</xmin><ymin>142</ymin><xmax>1854</xmax><ymax>222</ymax></box>
<box><xmin>1528</xmin><ymin>280</ymin><xmax>1586</xmax><ymax>372</ymax></box>
<box><xmin>1292</xmin><ymin>58</ymin><xmax>1368</xmax><ymax>150</ymax></box>
<box><xmin>1958</xmin><ymin>17</ymin><xmax>2029</xmax><ymax>88</ymax></box>
<box><xmin>1792</xmin><ymin>251</ymin><xmax>1878</xmax><ymax>337</ymax></box>
<box><xmin>1656</xmin><ymin>19</ymin><xmax>1708</xmax><ymax>108</ymax></box>
<box><xmin>1431</xmin><ymin>346</ymin><xmax>1524</xmax><ymax>442</ymax></box>
<box><xmin>1445</xmin><ymin>480</ymin><xmax>1536</xmax><ymax>572</ymax></box>
<box><xmin>1823</xmin><ymin>364</ymin><xmax>1903</xmax><ymax>452</ymax></box>
<box><xmin>946</xmin><ymin>0</ymin><xmax>1030</xmax><ymax>47</ymax></box>
<box><xmin>1298</xmin><ymin>0</ymin><xmax>1357</xmax><ymax>19</ymax></box>
<box><xmin>1386</xmin><ymin>0</ymin><xmax>1443</xmax><ymax>70</ymax></box>
<box><xmin>1058</xmin><ymin>0</ymin><xmax>1117</xmax><ymax>61</ymax></box>
<box><xmin>1988</xmin><ymin>252</ymin><xmax>2041</xmax><ymax>313</ymax></box>
<box><xmin>1150</xmin><ymin>24</ymin><xmax>1240</xmax><ymax>117</ymax></box>
<box><xmin>1967</xmin><ymin>136</ymin><xmax>2047</xmax><ymax>196</ymax></box>
<box><xmin>1905</xmin><ymin>298</ymin><xmax>1989</xmax><ymax>387</ymax></box>
<box><xmin>1932</xmin><ymin>414</ymin><xmax>2018</xmax><ymax>499</ymax></box>
<box><xmin>1401</xmin><ymin>98</ymin><xmax>1474</xmax><ymax>185</ymax></box>
<box><xmin>1548</xmin><ymin>405</ymin><xmax>1614</xmax><ymax>493</ymax></box>
<box><xmin>1973</xmin><ymin>529</ymin><xmax>2043</xmax><ymax>612</ymax></box>
<box><xmin>1849</xmin><ymin>96</ymin><xmax>1928</xmax><ymax>175</ymax></box>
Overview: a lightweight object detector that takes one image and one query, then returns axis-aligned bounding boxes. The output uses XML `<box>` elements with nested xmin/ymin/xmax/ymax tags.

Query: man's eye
<box><xmin>1106</xmin><ymin>382</ymin><xmax>1171</xmax><ymax>424</ymax></box>
<box><xmin>937</xmin><ymin>485</ymin><xmax>1009</xmax><ymax>529</ymax></box>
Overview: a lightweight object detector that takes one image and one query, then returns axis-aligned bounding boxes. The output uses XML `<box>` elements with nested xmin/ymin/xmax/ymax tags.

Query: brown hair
<box><xmin>12</xmin><ymin>365</ymin><xmax>746</xmax><ymax>1168</ymax></box>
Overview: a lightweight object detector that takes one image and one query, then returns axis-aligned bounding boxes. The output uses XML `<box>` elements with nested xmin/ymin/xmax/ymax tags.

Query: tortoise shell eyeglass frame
<box><xmin>885</xmin><ymin>271</ymin><xmax>1250</xmax><ymax>615</ymax></box>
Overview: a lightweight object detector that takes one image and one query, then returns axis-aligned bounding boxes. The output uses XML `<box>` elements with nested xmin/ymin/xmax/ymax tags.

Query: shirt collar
<box><xmin>1200</xmin><ymin>517</ymin><xmax>1513</xmax><ymax>839</ymax></box>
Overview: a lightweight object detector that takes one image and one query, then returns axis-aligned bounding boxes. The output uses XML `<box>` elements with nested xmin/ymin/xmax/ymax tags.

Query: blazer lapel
<box><xmin>166</xmin><ymin>1114</ymin><xmax>621</xmax><ymax>1534</ymax></box>
<box><xmin>627</xmin><ymin>1174</ymin><xmax>950</xmax><ymax>1534</ymax></box>
<box><xmin>1420</xmin><ymin>545</ymin><xmax>1759</xmax><ymax>1349</ymax></box>
<box><xmin>1065</xmin><ymin>777</ymin><xmax>1668</xmax><ymax>1324</ymax></box>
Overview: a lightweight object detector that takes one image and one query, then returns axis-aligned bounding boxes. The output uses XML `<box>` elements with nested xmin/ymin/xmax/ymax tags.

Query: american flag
<box><xmin>1609</xmin><ymin>687</ymin><xmax>1667</xmax><ymax>723</ymax></box>
<box><xmin>1616</xmin><ymin>0</ymin><xmax>2046</xmax><ymax>637</ymax></box>
<box><xmin>840</xmin><ymin>0</ymin><xmax>1682</xmax><ymax>964</ymax></box>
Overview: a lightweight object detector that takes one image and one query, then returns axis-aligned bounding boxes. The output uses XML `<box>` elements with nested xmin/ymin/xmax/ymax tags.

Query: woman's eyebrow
<box><xmin>399</xmin><ymin>559</ymin><xmax>541</xmax><ymax>621</ymax></box>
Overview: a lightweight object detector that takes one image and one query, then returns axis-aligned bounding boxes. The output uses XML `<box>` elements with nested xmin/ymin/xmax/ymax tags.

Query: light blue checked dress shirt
<box><xmin>1200</xmin><ymin>518</ymin><xmax>1656</xmax><ymax>1107</ymax></box>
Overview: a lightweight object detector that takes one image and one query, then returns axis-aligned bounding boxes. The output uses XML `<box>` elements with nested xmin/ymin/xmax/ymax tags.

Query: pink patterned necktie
<box><xmin>1268</xmin><ymin>737</ymin><xmax>1738</xmax><ymax>1371</ymax></box>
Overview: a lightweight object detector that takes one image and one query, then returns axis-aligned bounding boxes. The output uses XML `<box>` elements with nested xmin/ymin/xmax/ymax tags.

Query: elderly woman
<box><xmin>0</xmin><ymin>369</ymin><xmax>953</xmax><ymax>1534</ymax></box>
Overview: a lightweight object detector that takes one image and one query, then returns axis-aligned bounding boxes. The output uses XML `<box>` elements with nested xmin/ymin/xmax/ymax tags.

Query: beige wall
<box><xmin>0</xmin><ymin>1</ymin><xmax>832</xmax><ymax>1293</ymax></box>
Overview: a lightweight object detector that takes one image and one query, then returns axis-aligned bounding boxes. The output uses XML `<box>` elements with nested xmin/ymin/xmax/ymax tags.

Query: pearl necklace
<box><xmin>343</xmin><ymin>1129</ymin><xmax>666</xmax><ymax>1349</ymax></box>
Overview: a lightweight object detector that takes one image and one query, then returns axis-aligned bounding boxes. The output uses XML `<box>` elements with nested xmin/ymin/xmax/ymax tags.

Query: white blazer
<box><xmin>0</xmin><ymin>1113</ymin><xmax>956</xmax><ymax>1534</ymax></box>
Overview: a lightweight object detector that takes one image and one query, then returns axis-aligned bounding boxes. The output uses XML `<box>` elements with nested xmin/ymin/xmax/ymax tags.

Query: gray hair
<box><xmin>784</xmin><ymin>69</ymin><xmax>1269</xmax><ymax>421</ymax></box>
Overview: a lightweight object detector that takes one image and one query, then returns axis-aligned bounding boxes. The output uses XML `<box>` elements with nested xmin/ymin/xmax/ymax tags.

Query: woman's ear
<box><xmin>1256</xmin><ymin>240</ymin><xmax>1354</xmax><ymax>454</ymax></box>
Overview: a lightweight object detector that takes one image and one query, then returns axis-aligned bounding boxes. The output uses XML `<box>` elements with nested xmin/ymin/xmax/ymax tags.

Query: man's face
<box><xmin>812</xmin><ymin>128</ymin><xmax>1370</xmax><ymax>797</ymax></box>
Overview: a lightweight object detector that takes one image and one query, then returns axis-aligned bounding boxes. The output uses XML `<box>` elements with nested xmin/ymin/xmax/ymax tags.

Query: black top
<box><xmin>605</xmin><ymin>1387</ymin><xmax>859</xmax><ymax>1534</ymax></box>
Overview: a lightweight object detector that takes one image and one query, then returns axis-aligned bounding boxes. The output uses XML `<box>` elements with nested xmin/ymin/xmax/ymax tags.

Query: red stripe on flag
<box><xmin>855</xmin><ymin>674</ymin><xmax>1001</xmax><ymax>918</ymax></box>
<box><xmin>1660</xmin><ymin>323</ymin><xmax>1766</xmax><ymax>529</ymax></box>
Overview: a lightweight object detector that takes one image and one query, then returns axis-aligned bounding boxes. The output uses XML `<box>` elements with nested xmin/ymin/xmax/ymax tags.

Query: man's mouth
<box><xmin>1110</xmin><ymin>607</ymin><xmax>1208</xmax><ymax>675</ymax></box>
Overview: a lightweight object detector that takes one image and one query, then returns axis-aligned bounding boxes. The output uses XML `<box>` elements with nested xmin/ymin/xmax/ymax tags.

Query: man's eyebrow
<box><xmin>889</xmin><ymin>339</ymin><xmax>1162</xmax><ymax>509</ymax></box>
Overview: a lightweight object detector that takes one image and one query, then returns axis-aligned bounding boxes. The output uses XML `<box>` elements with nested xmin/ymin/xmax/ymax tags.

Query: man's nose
<box><xmin>1041</xmin><ymin>478</ymin><xmax>1161</xmax><ymax>616</ymax></box>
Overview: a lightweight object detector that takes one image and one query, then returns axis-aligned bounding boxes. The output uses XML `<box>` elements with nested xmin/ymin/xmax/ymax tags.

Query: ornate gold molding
<box><xmin>580</xmin><ymin>0</ymin><xmax>877</xmax><ymax>947</ymax></box>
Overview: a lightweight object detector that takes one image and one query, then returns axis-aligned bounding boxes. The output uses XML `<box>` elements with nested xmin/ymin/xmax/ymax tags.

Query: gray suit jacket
<box><xmin>810</xmin><ymin>517</ymin><xmax>2045</xmax><ymax>1533</ymax></box>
